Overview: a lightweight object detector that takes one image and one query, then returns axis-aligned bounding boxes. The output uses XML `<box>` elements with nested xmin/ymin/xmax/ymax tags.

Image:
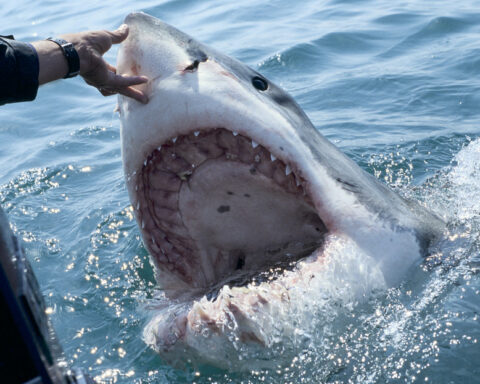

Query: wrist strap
<box><xmin>46</xmin><ymin>37</ymin><xmax>80</xmax><ymax>78</ymax></box>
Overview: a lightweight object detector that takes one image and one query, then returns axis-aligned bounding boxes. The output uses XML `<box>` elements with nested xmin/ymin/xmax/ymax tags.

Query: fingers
<box><xmin>98</xmin><ymin>85</ymin><xmax>148</xmax><ymax>104</ymax></box>
<box><xmin>80</xmin><ymin>25</ymin><xmax>149</xmax><ymax>103</ymax></box>
<box><xmin>107</xmin><ymin>71</ymin><xmax>148</xmax><ymax>88</ymax></box>
<box><xmin>97</xmin><ymin>72</ymin><xmax>149</xmax><ymax>103</ymax></box>
<box><xmin>108</xmin><ymin>24</ymin><xmax>129</xmax><ymax>45</ymax></box>
<box><xmin>118</xmin><ymin>86</ymin><xmax>149</xmax><ymax>104</ymax></box>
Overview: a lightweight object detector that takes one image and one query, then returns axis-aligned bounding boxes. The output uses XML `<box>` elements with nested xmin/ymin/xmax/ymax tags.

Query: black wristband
<box><xmin>46</xmin><ymin>37</ymin><xmax>80</xmax><ymax>78</ymax></box>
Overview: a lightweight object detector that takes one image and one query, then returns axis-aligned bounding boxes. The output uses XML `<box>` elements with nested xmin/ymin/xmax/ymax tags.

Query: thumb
<box><xmin>109</xmin><ymin>24</ymin><xmax>129</xmax><ymax>44</ymax></box>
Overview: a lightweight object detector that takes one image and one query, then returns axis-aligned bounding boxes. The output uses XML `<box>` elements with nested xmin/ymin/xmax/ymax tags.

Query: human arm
<box><xmin>0</xmin><ymin>25</ymin><xmax>148</xmax><ymax>106</ymax></box>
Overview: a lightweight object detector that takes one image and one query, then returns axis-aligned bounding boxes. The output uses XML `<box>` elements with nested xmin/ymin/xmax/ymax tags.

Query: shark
<box><xmin>116</xmin><ymin>12</ymin><xmax>445</xmax><ymax>368</ymax></box>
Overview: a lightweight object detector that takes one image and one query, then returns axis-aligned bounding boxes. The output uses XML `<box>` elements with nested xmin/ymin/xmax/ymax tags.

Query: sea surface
<box><xmin>1</xmin><ymin>0</ymin><xmax>480</xmax><ymax>383</ymax></box>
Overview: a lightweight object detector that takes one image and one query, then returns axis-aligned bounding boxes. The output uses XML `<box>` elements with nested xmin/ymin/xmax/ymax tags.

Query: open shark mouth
<box><xmin>137</xmin><ymin>128</ymin><xmax>327</xmax><ymax>294</ymax></box>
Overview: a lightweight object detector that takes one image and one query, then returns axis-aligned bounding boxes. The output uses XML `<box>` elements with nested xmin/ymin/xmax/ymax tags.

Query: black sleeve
<box><xmin>0</xmin><ymin>36</ymin><xmax>39</xmax><ymax>106</ymax></box>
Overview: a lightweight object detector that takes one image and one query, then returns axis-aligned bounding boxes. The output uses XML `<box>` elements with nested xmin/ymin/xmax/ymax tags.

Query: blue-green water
<box><xmin>1</xmin><ymin>0</ymin><xmax>480</xmax><ymax>382</ymax></box>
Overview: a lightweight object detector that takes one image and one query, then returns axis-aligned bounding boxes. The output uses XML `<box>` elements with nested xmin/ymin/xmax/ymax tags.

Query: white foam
<box><xmin>144</xmin><ymin>234</ymin><xmax>388</xmax><ymax>370</ymax></box>
<box><xmin>446</xmin><ymin>138</ymin><xmax>480</xmax><ymax>220</ymax></box>
<box><xmin>419</xmin><ymin>137</ymin><xmax>480</xmax><ymax>227</ymax></box>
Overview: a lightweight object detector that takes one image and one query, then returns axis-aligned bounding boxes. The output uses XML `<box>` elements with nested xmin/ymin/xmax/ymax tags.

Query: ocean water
<box><xmin>1</xmin><ymin>0</ymin><xmax>480</xmax><ymax>383</ymax></box>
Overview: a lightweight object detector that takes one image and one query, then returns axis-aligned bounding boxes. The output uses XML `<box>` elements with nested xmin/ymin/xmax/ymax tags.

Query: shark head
<box><xmin>117</xmin><ymin>12</ymin><xmax>444</xmax><ymax>300</ymax></box>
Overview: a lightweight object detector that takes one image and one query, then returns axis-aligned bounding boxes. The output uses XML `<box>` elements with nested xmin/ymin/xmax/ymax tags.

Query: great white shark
<box><xmin>116</xmin><ymin>12</ymin><xmax>445</xmax><ymax>367</ymax></box>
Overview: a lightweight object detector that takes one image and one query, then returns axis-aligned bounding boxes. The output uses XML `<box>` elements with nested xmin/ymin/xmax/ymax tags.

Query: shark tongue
<box><xmin>137</xmin><ymin>128</ymin><xmax>326</xmax><ymax>293</ymax></box>
<box><xmin>179</xmin><ymin>158</ymin><xmax>325</xmax><ymax>286</ymax></box>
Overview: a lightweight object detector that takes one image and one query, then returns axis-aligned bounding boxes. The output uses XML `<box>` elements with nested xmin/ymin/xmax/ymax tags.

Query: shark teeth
<box><xmin>285</xmin><ymin>164</ymin><xmax>292</xmax><ymax>176</ymax></box>
<box><xmin>152</xmin><ymin>129</ymin><xmax>306</xmax><ymax>199</ymax></box>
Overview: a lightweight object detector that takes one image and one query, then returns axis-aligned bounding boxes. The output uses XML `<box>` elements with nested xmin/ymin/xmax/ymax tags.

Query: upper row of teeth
<box><xmin>163</xmin><ymin>132</ymin><xmax>257</xmax><ymax>146</ymax></box>
<box><xmin>155</xmin><ymin>134</ymin><xmax>283</xmax><ymax>160</ymax></box>
<box><xmin>142</xmin><ymin>131</ymin><xmax>301</xmax><ymax>184</ymax></box>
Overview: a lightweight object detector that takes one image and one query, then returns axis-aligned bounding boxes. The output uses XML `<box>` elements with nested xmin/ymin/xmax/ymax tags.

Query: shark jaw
<box><xmin>135</xmin><ymin>127</ymin><xmax>327</xmax><ymax>297</ymax></box>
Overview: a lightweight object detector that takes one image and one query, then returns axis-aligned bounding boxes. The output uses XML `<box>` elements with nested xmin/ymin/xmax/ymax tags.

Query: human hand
<box><xmin>60</xmin><ymin>25</ymin><xmax>148</xmax><ymax>103</ymax></box>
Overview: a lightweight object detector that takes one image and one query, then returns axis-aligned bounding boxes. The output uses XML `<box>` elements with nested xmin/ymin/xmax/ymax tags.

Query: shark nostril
<box><xmin>184</xmin><ymin>60</ymin><xmax>200</xmax><ymax>71</ymax></box>
<box><xmin>183</xmin><ymin>50</ymin><xmax>209</xmax><ymax>72</ymax></box>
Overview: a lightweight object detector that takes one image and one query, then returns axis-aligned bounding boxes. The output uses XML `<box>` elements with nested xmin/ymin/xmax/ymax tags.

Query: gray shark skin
<box><xmin>116</xmin><ymin>12</ymin><xmax>445</xmax><ymax>367</ymax></box>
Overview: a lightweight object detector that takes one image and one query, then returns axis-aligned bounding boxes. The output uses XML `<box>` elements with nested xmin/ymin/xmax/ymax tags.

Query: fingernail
<box><xmin>117</xmin><ymin>24</ymin><xmax>128</xmax><ymax>32</ymax></box>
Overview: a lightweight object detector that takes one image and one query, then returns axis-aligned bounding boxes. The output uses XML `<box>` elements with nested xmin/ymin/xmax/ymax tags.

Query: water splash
<box><xmin>144</xmin><ymin>234</ymin><xmax>389</xmax><ymax>370</ymax></box>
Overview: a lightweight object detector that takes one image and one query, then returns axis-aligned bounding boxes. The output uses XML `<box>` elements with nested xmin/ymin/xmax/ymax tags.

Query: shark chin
<box><xmin>117</xmin><ymin>12</ymin><xmax>445</xmax><ymax>369</ymax></box>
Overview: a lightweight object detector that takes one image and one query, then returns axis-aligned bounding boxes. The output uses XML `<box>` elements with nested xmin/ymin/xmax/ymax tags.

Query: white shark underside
<box><xmin>117</xmin><ymin>12</ymin><xmax>445</xmax><ymax>368</ymax></box>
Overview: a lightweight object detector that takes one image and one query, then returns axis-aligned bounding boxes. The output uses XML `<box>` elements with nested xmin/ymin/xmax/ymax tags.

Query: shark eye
<box><xmin>252</xmin><ymin>76</ymin><xmax>268</xmax><ymax>91</ymax></box>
